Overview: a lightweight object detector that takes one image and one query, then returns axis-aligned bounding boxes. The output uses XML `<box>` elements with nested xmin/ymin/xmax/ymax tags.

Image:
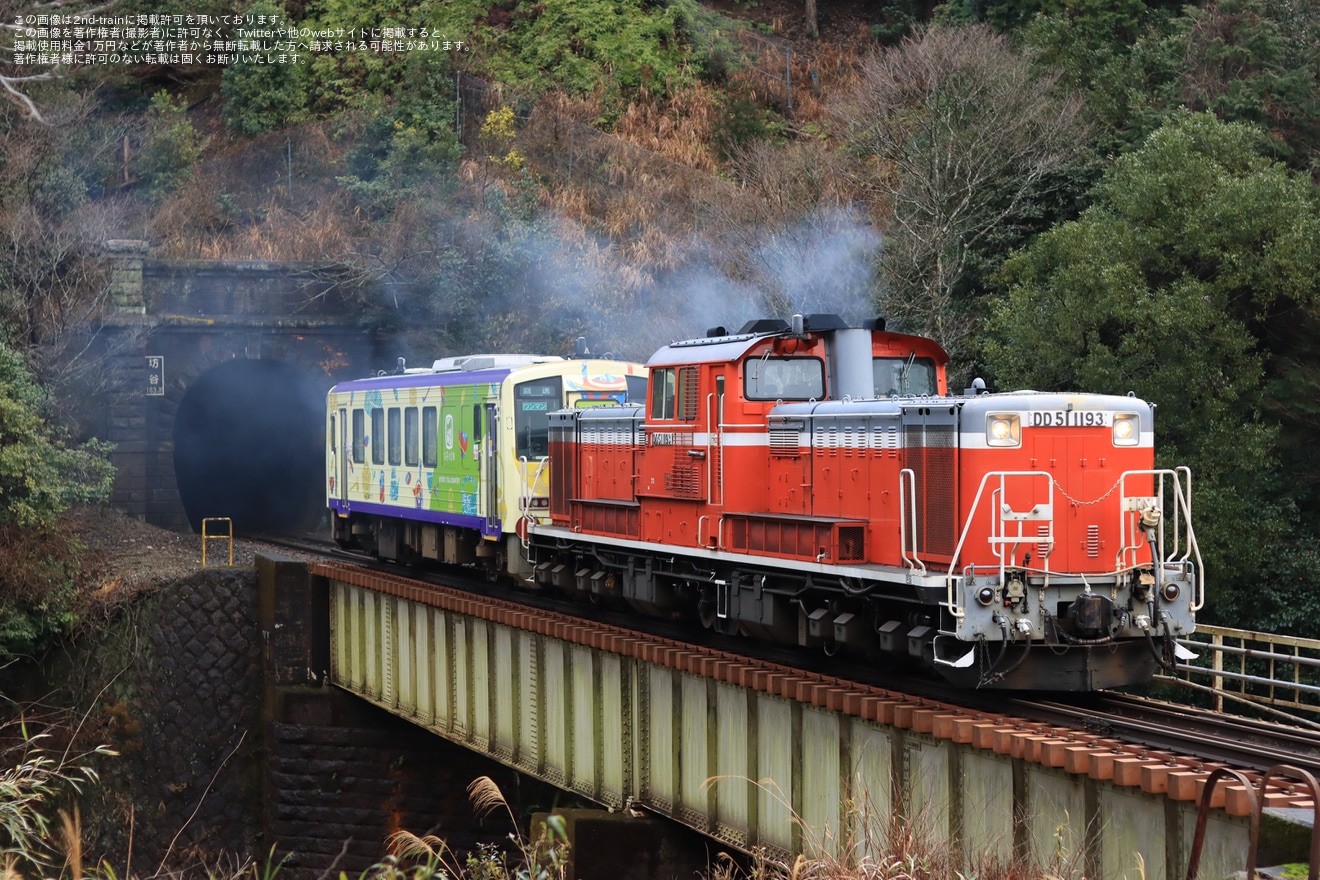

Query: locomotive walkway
<box><xmin>285</xmin><ymin>559</ymin><xmax>1320</xmax><ymax>880</ymax></box>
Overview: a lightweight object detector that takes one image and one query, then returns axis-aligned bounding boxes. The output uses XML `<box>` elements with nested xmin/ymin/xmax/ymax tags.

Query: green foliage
<box><xmin>711</xmin><ymin>94</ymin><xmax>786</xmax><ymax>160</ymax></box>
<box><xmin>0</xmin><ymin>341</ymin><xmax>113</xmax><ymax>657</ymax></box>
<box><xmin>988</xmin><ymin>111</ymin><xmax>1320</xmax><ymax>628</ymax></box>
<box><xmin>871</xmin><ymin>0</ymin><xmax>918</xmax><ymax>44</ymax></box>
<box><xmin>221</xmin><ymin>0</ymin><xmax>311</xmax><ymax>136</ymax></box>
<box><xmin>476</xmin><ymin>0</ymin><xmax>693</xmax><ymax>97</ymax></box>
<box><xmin>1026</xmin><ymin>0</ymin><xmax>1319</xmax><ymax>170</ymax></box>
<box><xmin>335</xmin><ymin>53</ymin><xmax>464</xmax><ymax>213</ymax></box>
<box><xmin>135</xmin><ymin>91</ymin><xmax>208</xmax><ymax>198</ymax></box>
<box><xmin>0</xmin><ymin>343</ymin><xmax>115</xmax><ymax>531</ymax></box>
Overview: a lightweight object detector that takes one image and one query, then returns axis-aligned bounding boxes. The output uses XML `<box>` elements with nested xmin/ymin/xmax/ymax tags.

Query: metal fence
<box><xmin>1158</xmin><ymin>624</ymin><xmax>1320</xmax><ymax>725</ymax></box>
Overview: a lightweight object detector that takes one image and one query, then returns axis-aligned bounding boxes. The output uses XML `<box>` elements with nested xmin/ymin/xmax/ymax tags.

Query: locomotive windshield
<box><xmin>875</xmin><ymin>356</ymin><xmax>937</xmax><ymax>396</ymax></box>
<box><xmin>515</xmin><ymin>377</ymin><xmax>563</xmax><ymax>458</ymax></box>
<box><xmin>744</xmin><ymin>357</ymin><xmax>825</xmax><ymax>401</ymax></box>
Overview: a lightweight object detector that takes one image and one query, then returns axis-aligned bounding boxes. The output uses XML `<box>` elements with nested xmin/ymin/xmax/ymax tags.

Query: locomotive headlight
<box><xmin>1161</xmin><ymin>582</ymin><xmax>1181</xmax><ymax>602</ymax></box>
<box><xmin>1112</xmin><ymin>413</ymin><xmax>1139</xmax><ymax>446</ymax></box>
<box><xmin>986</xmin><ymin>414</ymin><xmax>1021</xmax><ymax>447</ymax></box>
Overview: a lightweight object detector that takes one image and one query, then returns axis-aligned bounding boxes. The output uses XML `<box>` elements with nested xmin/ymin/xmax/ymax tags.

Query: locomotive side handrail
<box><xmin>898</xmin><ymin>468</ymin><xmax>927</xmax><ymax>577</ymax></box>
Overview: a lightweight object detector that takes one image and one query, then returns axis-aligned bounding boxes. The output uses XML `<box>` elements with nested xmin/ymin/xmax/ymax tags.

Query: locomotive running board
<box><xmin>528</xmin><ymin>522</ymin><xmax>954</xmax><ymax>591</ymax></box>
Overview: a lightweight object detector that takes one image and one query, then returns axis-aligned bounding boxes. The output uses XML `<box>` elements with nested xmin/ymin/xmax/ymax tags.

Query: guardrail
<box><xmin>1157</xmin><ymin>624</ymin><xmax>1320</xmax><ymax>726</ymax></box>
<box><xmin>201</xmin><ymin>517</ymin><xmax>234</xmax><ymax>566</ymax></box>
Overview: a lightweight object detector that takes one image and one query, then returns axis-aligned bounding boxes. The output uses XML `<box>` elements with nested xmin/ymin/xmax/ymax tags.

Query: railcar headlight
<box><xmin>1112</xmin><ymin>413</ymin><xmax>1139</xmax><ymax>446</ymax></box>
<box><xmin>986</xmin><ymin>414</ymin><xmax>1021</xmax><ymax>447</ymax></box>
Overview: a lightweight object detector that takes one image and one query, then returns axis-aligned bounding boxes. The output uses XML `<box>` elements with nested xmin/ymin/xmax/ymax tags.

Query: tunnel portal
<box><xmin>173</xmin><ymin>359</ymin><xmax>327</xmax><ymax>534</ymax></box>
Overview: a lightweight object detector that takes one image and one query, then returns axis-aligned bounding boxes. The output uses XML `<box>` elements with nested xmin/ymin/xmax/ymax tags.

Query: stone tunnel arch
<box><xmin>173</xmin><ymin>359</ymin><xmax>328</xmax><ymax>534</ymax></box>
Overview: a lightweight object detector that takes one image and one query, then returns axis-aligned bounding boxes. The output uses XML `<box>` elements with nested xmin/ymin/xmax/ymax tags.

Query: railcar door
<box><xmin>337</xmin><ymin>406</ymin><xmax>349</xmax><ymax>507</ymax></box>
<box><xmin>483</xmin><ymin>402</ymin><xmax>500</xmax><ymax>534</ymax></box>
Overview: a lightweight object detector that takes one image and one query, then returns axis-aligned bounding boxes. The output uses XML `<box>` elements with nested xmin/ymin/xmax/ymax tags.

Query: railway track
<box><xmin>250</xmin><ymin>531</ymin><xmax>1320</xmax><ymax>808</ymax></box>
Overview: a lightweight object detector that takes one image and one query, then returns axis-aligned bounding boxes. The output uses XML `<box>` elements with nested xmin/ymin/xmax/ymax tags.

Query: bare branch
<box><xmin>832</xmin><ymin>23</ymin><xmax>1091</xmax><ymax>359</ymax></box>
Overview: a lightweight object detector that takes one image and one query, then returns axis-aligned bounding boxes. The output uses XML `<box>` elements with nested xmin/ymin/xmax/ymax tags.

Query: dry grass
<box><xmin>699</xmin><ymin>777</ymin><xmax>1089</xmax><ymax>880</ymax></box>
<box><xmin>612</xmin><ymin>83</ymin><xmax>727</xmax><ymax>172</ymax></box>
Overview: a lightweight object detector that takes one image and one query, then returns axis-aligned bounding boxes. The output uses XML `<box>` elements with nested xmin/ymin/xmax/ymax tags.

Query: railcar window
<box><xmin>744</xmin><ymin>357</ymin><xmax>824</xmax><ymax>401</ymax></box>
<box><xmin>388</xmin><ymin>407</ymin><xmax>401</xmax><ymax>466</ymax></box>
<box><xmin>875</xmin><ymin>357</ymin><xmax>937</xmax><ymax>396</ymax></box>
<box><xmin>329</xmin><ymin>415</ymin><xmax>336</xmax><ymax>452</ymax></box>
<box><xmin>370</xmin><ymin>409</ymin><xmax>384</xmax><ymax>465</ymax></box>
<box><xmin>352</xmin><ymin>410</ymin><xmax>365</xmax><ymax>463</ymax></box>
<box><xmin>422</xmin><ymin>406</ymin><xmax>437</xmax><ymax>468</ymax></box>
<box><xmin>626</xmin><ymin>375</ymin><xmax>647</xmax><ymax>402</ymax></box>
<box><xmin>404</xmin><ymin>407</ymin><xmax>419</xmax><ymax>466</ymax></box>
<box><xmin>650</xmin><ymin>368</ymin><xmax>676</xmax><ymax>419</ymax></box>
<box><xmin>514</xmin><ymin>377</ymin><xmax>562</xmax><ymax>459</ymax></box>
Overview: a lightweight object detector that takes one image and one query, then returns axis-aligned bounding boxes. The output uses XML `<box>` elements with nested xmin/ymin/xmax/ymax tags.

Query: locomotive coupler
<box><xmin>1066</xmin><ymin>588</ymin><xmax>1115</xmax><ymax>639</ymax></box>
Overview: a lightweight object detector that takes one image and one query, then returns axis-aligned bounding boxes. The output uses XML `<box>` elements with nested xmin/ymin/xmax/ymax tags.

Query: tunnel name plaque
<box><xmin>146</xmin><ymin>356</ymin><xmax>164</xmax><ymax>396</ymax></box>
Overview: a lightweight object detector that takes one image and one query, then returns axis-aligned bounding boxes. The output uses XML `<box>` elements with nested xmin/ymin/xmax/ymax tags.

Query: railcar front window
<box><xmin>875</xmin><ymin>357</ymin><xmax>937</xmax><ymax>396</ymax></box>
<box><xmin>744</xmin><ymin>357</ymin><xmax>824</xmax><ymax>401</ymax></box>
<box><xmin>514</xmin><ymin>378</ymin><xmax>562</xmax><ymax>459</ymax></box>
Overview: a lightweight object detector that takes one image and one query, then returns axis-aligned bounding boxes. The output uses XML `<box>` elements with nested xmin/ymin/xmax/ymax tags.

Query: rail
<box><xmin>1158</xmin><ymin>624</ymin><xmax>1320</xmax><ymax>725</ymax></box>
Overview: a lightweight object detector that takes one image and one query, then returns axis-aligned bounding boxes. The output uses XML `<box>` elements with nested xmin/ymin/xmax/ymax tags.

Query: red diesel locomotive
<box><xmin>525</xmin><ymin>314</ymin><xmax>1201</xmax><ymax>690</ymax></box>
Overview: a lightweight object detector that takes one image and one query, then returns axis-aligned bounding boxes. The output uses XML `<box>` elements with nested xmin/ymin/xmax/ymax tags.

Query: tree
<box><xmin>0</xmin><ymin>91</ymin><xmax>147</xmax><ymax>411</ymax></box>
<box><xmin>1025</xmin><ymin>0</ymin><xmax>1320</xmax><ymax>172</ymax></box>
<box><xmin>220</xmin><ymin>0</ymin><xmax>310</xmax><ymax>137</ymax></box>
<box><xmin>0</xmin><ymin>340</ymin><xmax>115</xmax><ymax>657</ymax></box>
<box><xmin>987</xmin><ymin>111</ymin><xmax>1320</xmax><ymax>631</ymax></box>
<box><xmin>832</xmin><ymin>24</ymin><xmax>1092</xmax><ymax>368</ymax></box>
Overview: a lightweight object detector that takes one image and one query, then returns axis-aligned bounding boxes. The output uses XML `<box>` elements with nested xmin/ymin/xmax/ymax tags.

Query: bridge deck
<box><xmin>314</xmin><ymin>563</ymin><xmax>1250</xmax><ymax>879</ymax></box>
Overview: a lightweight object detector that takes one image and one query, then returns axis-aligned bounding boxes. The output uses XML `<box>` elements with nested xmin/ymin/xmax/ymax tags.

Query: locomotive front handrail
<box><xmin>944</xmin><ymin>471</ymin><xmax>1055</xmax><ymax>618</ymax></box>
<box><xmin>944</xmin><ymin>468</ymin><xmax>1202</xmax><ymax>619</ymax></box>
<box><xmin>1116</xmin><ymin>468</ymin><xmax>1204</xmax><ymax>612</ymax></box>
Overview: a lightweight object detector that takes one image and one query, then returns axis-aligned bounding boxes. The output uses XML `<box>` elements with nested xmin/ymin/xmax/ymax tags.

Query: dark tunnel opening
<box><xmin>174</xmin><ymin>359</ymin><xmax>327</xmax><ymax>535</ymax></box>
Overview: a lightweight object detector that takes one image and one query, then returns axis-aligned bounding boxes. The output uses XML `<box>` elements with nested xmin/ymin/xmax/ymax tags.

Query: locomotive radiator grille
<box><xmin>726</xmin><ymin>516</ymin><xmax>866</xmax><ymax>562</ymax></box>
<box><xmin>572</xmin><ymin>501</ymin><xmax>641</xmax><ymax>537</ymax></box>
<box><xmin>874</xmin><ymin>423</ymin><xmax>899</xmax><ymax>457</ymax></box>
<box><xmin>728</xmin><ymin>517</ymin><xmax>831</xmax><ymax>557</ymax></box>
<box><xmin>769</xmin><ymin>423</ymin><xmax>802</xmax><ymax>455</ymax></box>
<box><xmin>904</xmin><ymin>424</ymin><xmax>957</xmax><ymax>557</ymax></box>
<box><xmin>666</xmin><ymin>461</ymin><xmax>702</xmax><ymax>497</ymax></box>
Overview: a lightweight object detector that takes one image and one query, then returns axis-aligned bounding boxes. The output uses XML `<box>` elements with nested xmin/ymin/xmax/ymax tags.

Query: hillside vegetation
<box><xmin>0</xmin><ymin>0</ymin><xmax>1318</xmax><ymax>642</ymax></box>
